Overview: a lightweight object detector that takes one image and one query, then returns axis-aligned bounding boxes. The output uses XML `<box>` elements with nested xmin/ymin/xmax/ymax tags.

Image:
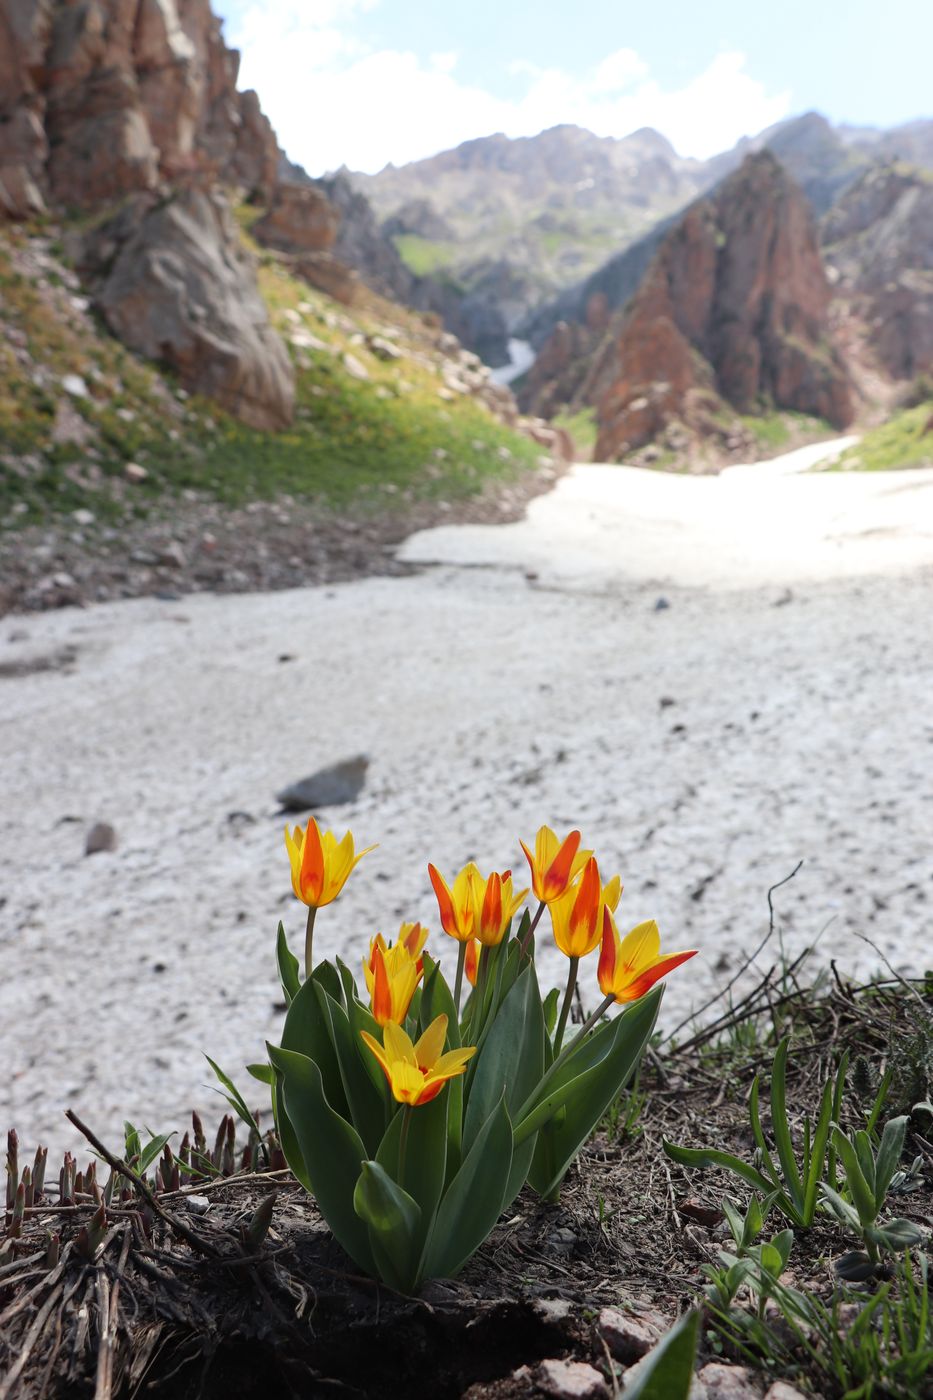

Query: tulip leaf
<box><xmin>247</xmin><ymin>1062</ymin><xmax>275</xmax><ymax>1085</ymax></box>
<box><xmin>875</xmin><ymin>1115</ymin><xmax>909</xmax><ymax>1204</ymax></box>
<box><xmin>769</xmin><ymin>1039</ymin><xmax>804</xmax><ymax>1211</ymax></box>
<box><xmin>419</xmin><ymin>955</ymin><xmax>461</xmax><ymax>1049</ymax></box>
<box><xmin>335</xmin><ymin>960</ymin><xmax>390</xmax><ymax>1098</ymax></box>
<box><xmin>542</xmin><ymin>987</ymin><xmax>560</xmax><ymax>1036</ymax></box>
<box><xmin>269</xmin><ymin>1044</ymin><xmax>374</xmax><ymax>1274</ymax></box>
<box><xmin>317</xmin><ymin>986</ymin><xmax>386</xmax><ymax>1156</ymax></box>
<box><xmin>624</xmin><ymin>1309</ymin><xmax>699</xmax><ymax>1400</ymax></box>
<box><xmin>353</xmin><ymin>1160</ymin><xmax>422</xmax><ymax>1294</ymax></box>
<box><xmin>524</xmin><ymin>988</ymin><xmax>662</xmax><ymax>1199</ymax></box>
<box><xmin>423</xmin><ymin>1094</ymin><xmax>513</xmax><ymax>1281</ymax></box>
<box><xmin>376</xmin><ymin>1094</ymin><xmax>448</xmax><ymax>1256</ymax></box>
<box><xmin>463</xmin><ymin>965</ymin><xmax>544</xmax><ymax>1157</ymax></box>
<box><xmin>281</xmin><ymin>971</ymin><xmax>349</xmax><ymax>1120</ymax></box>
<box><xmin>270</xmin><ymin>1068</ymin><xmax>311</xmax><ymax>1193</ymax></box>
<box><xmin>276</xmin><ymin>922</ymin><xmax>300</xmax><ymax>1006</ymax></box>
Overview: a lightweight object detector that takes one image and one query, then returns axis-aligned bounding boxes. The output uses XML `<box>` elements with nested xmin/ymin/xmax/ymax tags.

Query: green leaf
<box><xmin>247</xmin><ymin>1062</ymin><xmax>275</xmax><ymax>1085</ymax></box>
<box><xmin>663</xmin><ymin>1142</ymin><xmax>774</xmax><ymax>1197</ymax></box>
<box><xmin>771</xmin><ymin>1227</ymin><xmax>794</xmax><ymax>1271</ymax></box>
<box><xmin>748</xmin><ymin>1075</ymin><xmax>784</xmax><ymax>1200</ymax></box>
<box><xmin>523</xmin><ymin>989</ymin><xmax>661</xmax><ymax>1199</ymax></box>
<box><xmin>542</xmin><ymin>987</ymin><xmax>560</xmax><ymax>1035</ymax></box>
<box><xmin>820</xmin><ymin>1182</ymin><xmax>861</xmax><ymax>1231</ymax></box>
<box><xmin>854</xmin><ymin>1129</ymin><xmax>877</xmax><ymax>1198</ymax></box>
<box><xmin>770</xmin><ymin>1039</ymin><xmax>804</xmax><ymax>1211</ymax></box>
<box><xmin>316</xmin><ymin>985</ymin><xmax>385</xmax><ymax>1155</ymax></box>
<box><xmin>423</xmin><ymin>1094</ymin><xmax>513</xmax><ymax>1280</ymax></box>
<box><xmin>271</xmin><ymin>1069</ymin><xmax>311</xmax><ymax>1192</ymax></box>
<box><xmin>875</xmin><ymin>1116</ymin><xmax>909</xmax><ymax>1204</ymax></box>
<box><xmin>463</xmin><ymin>965</ymin><xmax>544</xmax><ymax>1155</ymax></box>
<box><xmin>353</xmin><ymin>1160</ymin><xmax>422</xmax><ymax>1293</ymax></box>
<box><xmin>276</xmin><ymin>921</ymin><xmax>300</xmax><ymax>1006</ymax></box>
<box><xmin>802</xmin><ymin>1078</ymin><xmax>834</xmax><ymax>1226</ymax></box>
<box><xmin>138</xmin><ymin>1132</ymin><xmax>173</xmax><ymax>1175</ymax></box>
<box><xmin>866</xmin><ymin>1218</ymin><xmax>925</xmax><ymax>1252</ymax></box>
<box><xmin>268</xmin><ymin>1044</ymin><xmax>374</xmax><ymax>1273</ymax></box>
<box><xmin>419</xmin><ymin>954</ymin><xmax>461</xmax><ymax>1048</ymax></box>
<box><xmin>624</xmin><ymin>1310</ymin><xmax>699</xmax><ymax>1400</ymax></box>
<box><xmin>280</xmin><ymin>972</ymin><xmax>349</xmax><ymax>1120</ymax></box>
<box><xmin>833</xmin><ymin>1128</ymin><xmax>879</xmax><ymax>1228</ymax></box>
<box><xmin>376</xmin><ymin>1094</ymin><xmax>448</xmax><ymax>1258</ymax></box>
<box><xmin>204</xmin><ymin>1055</ymin><xmax>261</xmax><ymax>1135</ymax></box>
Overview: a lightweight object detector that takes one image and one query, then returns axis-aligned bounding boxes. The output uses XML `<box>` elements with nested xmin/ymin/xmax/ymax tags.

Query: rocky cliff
<box><xmin>569</xmin><ymin>153</ymin><xmax>853</xmax><ymax>464</ymax></box>
<box><xmin>823</xmin><ymin>162</ymin><xmax>933</xmax><ymax>381</ymax></box>
<box><xmin>0</xmin><ymin>0</ymin><xmax>294</xmax><ymax>428</ymax></box>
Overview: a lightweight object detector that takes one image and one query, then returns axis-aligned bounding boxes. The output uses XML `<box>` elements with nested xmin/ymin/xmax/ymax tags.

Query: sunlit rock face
<box><xmin>590</xmin><ymin>152</ymin><xmax>854</xmax><ymax>463</ymax></box>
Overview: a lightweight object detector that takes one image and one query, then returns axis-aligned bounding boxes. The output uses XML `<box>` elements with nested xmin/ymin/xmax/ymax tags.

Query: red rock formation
<box><xmin>0</xmin><ymin>0</ymin><xmax>280</xmax><ymax>214</ymax></box>
<box><xmin>591</xmin><ymin>153</ymin><xmax>853</xmax><ymax>463</ymax></box>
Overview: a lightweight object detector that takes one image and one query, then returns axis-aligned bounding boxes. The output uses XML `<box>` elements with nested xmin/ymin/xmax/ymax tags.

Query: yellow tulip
<box><xmin>548</xmin><ymin>856</ymin><xmax>606</xmax><ymax>959</ymax></box>
<box><xmin>520</xmin><ymin>826</ymin><xmax>592</xmax><ymax>905</ymax></box>
<box><xmin>473</xmin><ymin>869</ymin><xmax>529</xmax><ymax>947</ymax></box>
<box><xmin>363</xmin><ymin>941</ymin><xmax>421</xmax><ymax>1027</ymax></box>
<box><xmin>284</xmin><ymin>816</ymin><xmax>375</xmax><ymax>908</ymax></box>
<box><xmin>427</xmin><ymin>861</ymin><xmax>479</xmax><ymax>942</ymax></box>
<box><xmin>598</xmin><ymin>909</ymin><xmax>697</xmax><ymax>1003</ymax></box>
<box><xmin>360</xmin><ymin>1015</ymin><xmax>476</xmax><ymax>1106</ymax></box>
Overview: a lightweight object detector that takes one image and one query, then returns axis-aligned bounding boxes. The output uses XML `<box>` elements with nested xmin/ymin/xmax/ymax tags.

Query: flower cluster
<box><xmin>264</xmin><ymin>814</ymin><xmax>698</xmax><ymax>1293</ymax></box>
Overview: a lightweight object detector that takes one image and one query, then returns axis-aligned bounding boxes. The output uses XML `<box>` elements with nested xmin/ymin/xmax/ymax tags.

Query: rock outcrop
<box><xmin>82</xmin><ymin>187</ymin><xmax>294</xmax><ymax>429</ymax></box>
<box><xmin>0</xmin><ymin>0</ymin><xmax>293</xmax><ymax>428</ymax></box>
<box><xmin>0</xmin><ymin>0</ymin><xmax>279</xmax><ymax>216</ymax></box>
<box><xmin>823</xmin><ymin>163</ymin><xmax>933</xmax><ymax>380</ymax></box>
<box><xmin>587</xmin><ymin>153</ymin><xmax>853</xmax><ymax>462</ymax></box>
<box><xmin>252</xmin><ymin>178</ymin><xmax>358</xmax><ymax>305</ymax></box>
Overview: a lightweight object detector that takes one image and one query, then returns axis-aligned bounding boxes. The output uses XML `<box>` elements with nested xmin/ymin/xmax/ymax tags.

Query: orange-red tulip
<box><xmin>598</xmin><ymin>908</ymin><xmax>697</xmax><ymax>1003</ymax></box>
<box><xmin>284</xmin><ymin>816</ymin><xmax>375</xmax><ymax>908</ymax></box>
<box><xmin>520</xmin><ymin>826</ymin><xmax>592</xmax><ymax>905</ymax></box>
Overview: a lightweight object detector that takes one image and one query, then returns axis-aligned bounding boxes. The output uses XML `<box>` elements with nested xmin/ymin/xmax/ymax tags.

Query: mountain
<box><xmin>823</xmin><ymin>161</ymin><xmax>933</xmax><ymax>380</ymax></box>
<box><xmin>350</xmin><ymin>123</ymin><xmax>714</xmax><ymax>356</ymax></box>
<box><xmin>525</xmin><ymin>153</ymin><xmax>853</xmax><ymax>467</ymax></box>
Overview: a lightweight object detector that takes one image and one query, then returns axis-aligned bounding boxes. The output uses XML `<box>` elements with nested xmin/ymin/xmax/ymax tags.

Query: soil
<box><xmin>0</xmin><ymin>461</ymin><xmax>563</xmax><ymax>617</ymax></box>
<box><xmin>3</xmin><ymin>970</ymin><xmax>932</xmax><ymax>1400</ymax></box>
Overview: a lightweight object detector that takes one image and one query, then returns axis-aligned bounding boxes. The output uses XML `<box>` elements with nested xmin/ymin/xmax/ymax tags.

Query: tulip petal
<box><xmin>371</xmin><ymin>945</ymin><xmax>393</xmax><ymax>1025</ymax></box>
<box><xmin>413</xmin><ymin>1014</ymin><xmax>448</xmax><ymax>1070</ymax></box>
<box><xmin>544</xmin><ymin>830</ymin><xmax>582</xmax><ymax>900</ymax></box>
<box><xmin>619</xmin><ymin>919</ymin><xmax>661</xmax><ymax>968</ymax></box>
<box><xmin>615</xmin><ymin>949</ymin><xmax>698</xmax><ymax>1002</ymax></box>
<box><xmin>298</xmin><ymin>816</ymin><xmax>325</xmax><ymax>903</ymax></box>
<box><xmin>383</xmin><ymin>1020</ymin><xmax>416</xmax><ymax>1068</ymax></box>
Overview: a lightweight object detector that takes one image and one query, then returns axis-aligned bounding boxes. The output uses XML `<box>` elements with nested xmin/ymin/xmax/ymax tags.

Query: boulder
<box><xmin>90</xmin><ymin>188</ymin><xmax>294</xmax><ymax>430</ymax></box>
<box><xmin>253</xmin><ymin>181</ymin><xmax>340</xmax><ymax>254</ymax></box>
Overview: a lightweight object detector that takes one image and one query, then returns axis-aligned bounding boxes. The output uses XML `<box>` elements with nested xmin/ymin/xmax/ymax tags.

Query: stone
<box><xmin>85</xmin><ymin>822</ymin><xmax>117</xmax><ymax>855</ymax></box>
<box><xmin>72</xmin><ymin>508</ymin><xmax>95</xmax><ymax>526</ymax></box>
<box><xmin>696</xmin><ymin>1363</ymin><xmax>758</xmax><ymax>1399</ymax></box>
<box><xmin>253</xmin><ymin>182</ymin><xmax>340</xmax><ymax>254</ymax></box>
<box><xmin>124</xmin><ymin>462</ymin><xmax>148</xmax><ymax>482</ymax></box>
<box><xmin>598</xmin><ymin>1306</ymin><xmax>666</xmax><ymax>1363</ymax></box>
<box><xmin>89</xmin><ymin>189</ymin><xmax>294</xmax><ymax>431</ymax></box>
<box><xmin>343</xmin><ymin>353</ymin><xmax>370</xmax><ymax>381</ymax></box>
<box><xmin>763</xmin><ymin>1385</ymin><xmax>809</xmax><ymax>1400</ymax></box>
<box><xmin>536</xmin><ymin>1359</ymin><xmax>610</xmax><ymax>1400</ymax></box>
<box><xmin>61</xmin><ymin>374</ymin><xmax>89</xmax><ymax>398</ymax></box>
<box><xmin>368</xmin><ymin>335</ymin><xmax>402</xmax><ymax>360</ymax></box>
<box><xmin>157</xmin><ymin>541</ymin><xmax>186</xmax><ymax>568</ymax></box>
<box><xmin>276</xmin><ymin>755</ymin><xmax>369</xmax><ymax>811</ymax></box>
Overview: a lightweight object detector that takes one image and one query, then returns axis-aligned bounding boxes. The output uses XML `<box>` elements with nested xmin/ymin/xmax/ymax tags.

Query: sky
<box><xmin>214</xmin><ymin>0</ymin><xmax>933</xmax><ymax>175</ymax></box>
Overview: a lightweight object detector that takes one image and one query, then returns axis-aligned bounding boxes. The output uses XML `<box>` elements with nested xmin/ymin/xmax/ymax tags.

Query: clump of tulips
<box><xmin>264</xmin><ymin>818</ymin><xmax>697</xmax><ymax>1293</ymax></box>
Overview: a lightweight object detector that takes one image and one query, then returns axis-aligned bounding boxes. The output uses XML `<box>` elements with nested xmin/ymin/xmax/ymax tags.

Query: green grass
<box><xmin>553</xmin><ymin>407</ymin><xmax>598</xmax><ymax>460</ymax></box>
<box><xmin>391</xmin><ymin>234</ymin><xmax>458</xmax><ymax>278</ymax></box>
<box><xmin>738</xmin><ymin>410</ymin><xmax>835</xmax><ymax>452</ymax></box>
<box><xmin>833</xmin><ymin>401</ymin><xmax>933</xmax><ymax>472</ymax></box>
<box><xmin>0</xmin><ymin>228</ymin><xmax>542</xmax><ymax>524</ymax></box>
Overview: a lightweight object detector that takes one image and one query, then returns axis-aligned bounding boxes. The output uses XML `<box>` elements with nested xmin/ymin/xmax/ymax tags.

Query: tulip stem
<box><xmin>453</xmin><ymin>942</ymin><xmax>467</xmax><ymax>1014</ymax></box>
<box><xmin>303</xmin><ymin>905</ymin><xmax>317</xmax><ymax>980</ymax></box>
<box><xmin>520</xmin><ymin>902</ymin><xmax>545</xmax><ymax>958</ymax></box>
<box><xmin>564</xmin><ymin>992</ymin><xmax>615</xmax><ymax>1056</ymax></box>
<box><xmin>553</xmin><ymin>956</ymin><xmax>579</xmax><ymax>1055</ymax></box>
<box><xmin>398</xmin><ymin>1106</ymin><xmax>412</xmax><ymax>1189</ymax></box>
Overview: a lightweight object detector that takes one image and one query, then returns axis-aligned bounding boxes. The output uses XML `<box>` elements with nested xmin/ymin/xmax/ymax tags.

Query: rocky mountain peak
<box><xmin>586</xmin><ymin>150</ymin><xmax>853</xmax><ymax>463</ymax></box>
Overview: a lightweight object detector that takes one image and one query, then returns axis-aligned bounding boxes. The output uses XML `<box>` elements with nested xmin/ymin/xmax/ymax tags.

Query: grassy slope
<box><xmin>0</xmin><ymin>221</ymin><xmax>541</xmax><ymax>525</ymax></box>
<box><xmin>834</xmin><ymin>400</ymin><xmax>933</xmax><ymax>471</ymax></box>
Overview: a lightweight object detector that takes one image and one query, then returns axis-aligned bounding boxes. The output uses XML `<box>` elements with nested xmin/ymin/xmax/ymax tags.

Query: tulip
<box><xmin>473</xmin><ymin>870</ymin><xmax>529</xmax><ymax>947</ymax></box>
<box><xmin>549</xmin><ymin>857</ymin><xmax>604</xmax><ymax>960</ymax></box>
<box><xmin>427</xmin><ymin>861</ymin><xmax>479</xmax><ymax>943</ymax></box>
<box><xmin>362</xmin><ymin>940</ymin><xmax>423</xmax><ymax>1027</ymax></box>
<box><xmin>520</xmin><ymin>826</ymin><xmax>592</xmax><ymax>906</ymax></box>
<box><xmin>360</xmin><ymin>1014</ymin><xmax>476</xmax><ymax>1107</ymax></box>
<box><xmin>285</xmin><ymin>816</ymin><xmax>375</xmax><ymax>909</ymax></box>
<box><xmin>285</xmin><ymin>816</ymin><xmax>375</xmax><ymax>976</ymax></box>
<box><xmin>397</xmin><ymin>921</ymin><xmax>429</xmax><ymax>960</ymax></box>
<box><xmin>598</xmin><ymin>910</ymin><xmax>697</xmax><ymax>1004</ymax></box>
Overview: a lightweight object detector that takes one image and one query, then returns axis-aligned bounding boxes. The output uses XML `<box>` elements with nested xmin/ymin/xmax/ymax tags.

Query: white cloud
<box><xmin>228</xmin><ymin>7</ymin><xmax>792</xmax><ymax>174</ymax></box>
